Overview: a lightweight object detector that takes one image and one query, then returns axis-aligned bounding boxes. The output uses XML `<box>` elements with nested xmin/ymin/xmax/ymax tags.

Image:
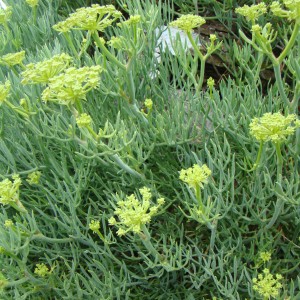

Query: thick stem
<box><xmin>252</xmin><ymin>141</ymin><xmax>264</xmax><ymax>170</ymax></box>
<box><xmin>278</xmin><ymin>23</ymin><xmax>300</xmax><ymax>64</ymax></box>
<box><xmin>92</xmin><ymin>32</ymin><xmax>126</xmax><ymax>71</ymax></box>
<box><xmin>273</xmin><ymin>62</ymin><xmax>289</xmax><ymax>108</ymax></box>
<box><xmin>275</xmin><ymin>143</ymin><xmax>283</xmax><ymax>183</ymax></box>
<box><xmin>63</xmin><ymin>32</ymin><xmax>79</xmax><ymax>59</ymax></box>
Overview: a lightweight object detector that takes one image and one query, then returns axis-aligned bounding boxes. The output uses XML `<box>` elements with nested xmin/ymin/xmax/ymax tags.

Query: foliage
<box><xmin>0</xmin><ymin>0</ymin><xmax>299</xmax><ymax>299</ymax></box>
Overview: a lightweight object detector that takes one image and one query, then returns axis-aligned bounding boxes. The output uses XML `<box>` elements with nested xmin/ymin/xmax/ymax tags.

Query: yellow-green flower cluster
<box><xmin>76</xmin><ymin>113</ymin><xmax>92</xmax><ymax>128</ymax></box>
<box><xmin>259</xmin><ymin>251</ymin><xmax>272</xmax><ymax>263</ymax></box>
<box><xmin>0</xmin><ymin>175</ymin><xmax>21</xmax><ymax>205</ymax></box>
<box><xmin>207</xmin><ymin>77</ymin><xmax>215</xmax><ymax>88</ymax></box>
<box><xmin>0</xmin><ymin>6</ymin><xmax>12</xmax><ymax>25</ymax></box>
<box><xmin>34</xmin><ymin>263</ymin><xmax>50</xmax><ymax>277</ymax></box>
<box><xmin>4</xmin><ymin>219</ymin><xmax>13</xmax><ymax>228</ymax></box>
<box><xmin>108</xmin><ymin>36</ymin><xmax>124</xmax><ymax>49</ymax></box>
<box><xmin>235</xmin><ymin>3</ymin><xmax>267</xmax><ymax>22</ymax></box>
<box><xmin>118</xmin><ymin>15</ymin><xmax>141</xmax><ymax>27</ymax></box>
<box><xmin>270</xmin><ymin>0</ymin><xmax>300</xmax><ymax>21</ymax></box>
<box><xmin>253</xmin><ymin>269</ymin><xmax>283</xmax><ymax>299</ymax></box>
<box><xmin>108</xmin><ymin>187</ymin><xmax>165</xmax><ymax>236</ymax></box>
<box><xmin>89</xmin><ymin>220</ymin><xmax>100</xmax><ymax>233</ymax></box>
<box><xmin>21</xmin><ymin>53</ymin><xmax>72</xmax><ymax>85</ymax></box>
<box><xmin>41</xmin><ymin>66</ymin><xmax>102</xmax><ymax>106</ymax></box>
<box><xmin>0</xmin><ymin>81</ymin><xmax>10</xmax><ymax>104</ymax></box>
<box><xmin>169</xmin><ymin>14</ymin><xmax>206</xmax><ymax>32</ymax></box>
<box><xmin>249</xmin><ymin>112</ymin><xmax>300</xmax><ymax>143</ymax></box>
<box><xmin>26</xmin><ymin>171</ymin><xmax>41</xmax><ymax>185</ymax></box>
<box><xmin>144</xmin><ymin>98</ymin><xmax>153</xmax><ymax>110</ymax></box>
<box><xmin>179</xmin><ymin>164</ymin><xmax>211</xmax><ymax>190</ymax></box>
<box><xmin>53</xmin><ymin>4</ymin><xmax>122</xmax><ymax>33</ymax></box>
<box><xmin>0</xmin><ymin>51</ymin><xmax>25</xmax><ymax>67</ymax></box>
<box><xmin>25</xmin><ymin>0</ymin><xmax>39</xmax><ymax>8</ymax></box>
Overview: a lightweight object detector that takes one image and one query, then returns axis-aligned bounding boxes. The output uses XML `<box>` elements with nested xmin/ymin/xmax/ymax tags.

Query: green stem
<box><xmin>31</xmin><ymin>233</ymin><xmax>74</xmax><ymax>244</ymax></box>
<box><xmin>195</xmin><ymin>185</ymin><xmax>204</xmax><ymax>211</ymax></box>
<box><xmin>278</xmin><ymin>23</ymin><xmax>300</xmax><ymax>64</ymax></box>
<box><xmin>186</xmin><ymin>31</ymin><xmax>206</xmax><ymax>92</ymax></box>
<box><xmin>63</xmin><ymin>32</ymin><xmax>79</xmax><ymax>59</ymax></box>
<box><xmin>252</xmin><ymin>141</ymin><xmax>264</xmax><ymax>171</ymax></box>
<box><xmin>32</xmin><ymin>6</ymin><xmax>37</xmax><ymax>25</ymax></box>
<box><xmin>92</xmin><ymin>32</ymin><xmax>126</xmax><ymax>71</ymax></box>
<box><xmin>140</xmin><ymin>225</ymin><xmax>164</xmax><ymax>262</ymax></box>
<box><xmin>274</xmin><ymin>143</ymin><xmax>283</xmax><ymax>183</ymax></box>
<box><xmin>111</xmin><ymin>154</ymin><xmax>144</xmax><ymax>179</ymax></box>
<box><xmin>273</xmin><ymin>61</ymin><xmax>289</xmax><ymax>108</ymax></box>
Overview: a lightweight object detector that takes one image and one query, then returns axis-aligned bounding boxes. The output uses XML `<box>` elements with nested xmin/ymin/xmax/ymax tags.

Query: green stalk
<box><xmin>63</xmin><ymin>32</ymin><xmax>79</xmax><ymax>59</ymax></box>
<box><xmin>252</xmin><ymin>141</ymin><xmax>264</xmax><ymax>171</ymax></box>
<box><xmin>278</xmin><ymin>23</ymin><xmax>300</xmax><ymax>64</ymax></box>
<box><xmin>32</xmin><ymin>6</ymin><xmax>37</xmax><ymax>25</ymax></box>
<box><xmin>274</xmin><ymin>143</ymin><xmax>283</xmax><ymax>183</ymax></box>
<box><xmin>92</xmin><ymin>32</ymin><xmax>126</xmax><ymax>71</ymax></box>
<box><xmin>195</xmin><ymin>185</ymin><xmax>204</xmax><ymax>212</ymax></box>
<box><xmin>273</xmin><ymin>61</ymin><xmax>289</xmax><ymax>108</ymax></box>
<box><xmin>186</xmin><ymin>31</ymin><xmax>206</xmax><ymax>92</ymax></box>
<box><xmin>140</xmin><ymin>225</ymin><xmax>164</xmax><ymax>262</ymax></box>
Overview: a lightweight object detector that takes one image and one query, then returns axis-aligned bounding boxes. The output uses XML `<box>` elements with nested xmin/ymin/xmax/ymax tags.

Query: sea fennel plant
<box><xmin>0</xmin><ymin>0</ymin><xmax>300</xmax><ymax>299</ymax></box>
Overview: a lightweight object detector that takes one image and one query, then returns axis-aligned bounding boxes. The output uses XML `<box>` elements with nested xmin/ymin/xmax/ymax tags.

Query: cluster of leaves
<box><xmin>0</xmin><ymin>0</ymin><xmax>299</xmax><ymax>299</ymax></box>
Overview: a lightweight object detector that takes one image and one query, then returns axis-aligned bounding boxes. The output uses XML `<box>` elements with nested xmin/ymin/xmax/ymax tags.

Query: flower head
<box><xmin>118</xmin><ymin>15</ymin><xmax>141</xmax><ymax>27</ymax></box>
<box><xmin>249</xmin><ymin>112</ymin><xmax>300</xmax><ymax>143</ymax></box>
<box><xmin>21</xmin><ymin>53</ymin><xmax>72</xmax><ymax>85</ymax></box>
<box><xmin>53</xmin><ymin>4</ymin><xmax>122</xmax><ymax>33</ymax></box>
<box><xmin>144</xmin><ymin>98</ymin><xmax>153</xmax><ymax>110</ymax></box>
<box><xmin>108</xmin><ymin>187</ymin><xmax>164</xmax><ymax>236</ymax></box>
<box><xmin>34</xmin><ymin>263</ymin><xmax>50</xmax><ymax>277</ymax></box>
<box><xmin>271</xmin><ymin>0</ymin><xmax>300</xmax><ymax>21</ymax></box>
<box><xmin>0</xmin><ymin>81</ymin><xmax>10</xmax><ymax>104</ymax></box>
<box><xmin>26</xmin><ymin>0</ymin><xmax>39</xmax><ymax>7</ymax></box>
<box><xmin>179</xmin><ymin>164</ymin><xmax>211</xmax><ymax>190</ymax></box>
<box><xmin>41</xmin><ymin>65</ymin><xmax>102</xmax><ymax>106</ymax></box>
<box><xmin>235</xmin><ymin>3</ymin><xmax>267</xmax><ymax>22</ymax></box>
<box><xmin>26</xmin><ymin>171</ymin><xmax>41</xmax><ymax>185</ymax></box>
<box><xmin>4</xmin><ymin>219</ymin><xmax>13</xmax><ymax>228</ymax></box>
<box><xmin>252</xmin><ymin>268</ymin><xmax>283</xmax><ymax>299</ymax></box>
<box><xmin>259</xmin><ymin>251</ymin><xmax>272</xmax><ymax>263</ymax></box>
<box><xmin>0</xmin><ymin>175</ymin><xmax>21</xmax><ymax>205</ymax></box>
<box><xmin>108</xmin><ymin>36</ymin><xmax>124</xmax><ymax>49</ymax></box>
<box><xmin>169</xmin><ymin>14</ymin><xmax>206</xmax><ymax>32</ymax></box>
<box><xmin>207</xmin><ymin>77</ymin><xmax>215</xmax><ymax>88</ymax></box>
<box><xmin>89</xmin><ymin>220</ymin><xmax>100</xmax><ymax>233</ymax></box>
<box><xmin>0</xmin><ymin>51</ymin><xmax>25</xmax><ymax>67</ymax></box>
<box><xmin>76</xmin><ymin>113</ymin><xmax>92</xmax><ymax>128</ymax></box>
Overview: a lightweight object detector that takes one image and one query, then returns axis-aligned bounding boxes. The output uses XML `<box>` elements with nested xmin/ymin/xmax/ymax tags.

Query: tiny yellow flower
<box><xmin>26</xmin><ymin>171</ymin><xmax>41</xmax><ymax>185</ymax></box>
<box><xmin>108</xmin><ymin>36</ymin><xmax>123</xmax><ymax>49</ymax></box>
<box><xmin>144</xmin><ymin>99</ymin><xmax>153</xmax><ymax>110</ymax></box>
<box><xmin>169</xmin><ymin>14</ymin><xmax>206</xmax><ymax>32</ymax></box>
<box><xmin>34</xmin><ymin>263</ymin><xmax>50</xmax><ymax>277</ymax></box>
<box><xmin>259</xmin><ymin>251</ymin><xmax>272</xmax><ymax>263</ymax></box>
<box><xmin>0</xmin><ymin>51</ymin><xmax>25</xmax><ymax>67</ymax></box>
<box><xmin>252</xmin><ymin>268</ymin><xmax>283</xmax><ymax>299</ymax></box>
<box><xmin>25</xmin><ymin>0</ymin><xmax>39</xmax><ymax>8</ymax></box>
<box><xmin>207</xmin><ymin>77</ymin><xmax>215</xmax><ymax>88</ymax></box>
<box><xmin>235</xmin><ymin>3</ymin><xmax>267</xmax><ymax>22</ymax></box>
<box><xmin>118</xmin><ymin>15</ymin><xmax>141</xmax><ymax>27</ymax></box>
<box><xmin>89</xmin><ymin>220</ymin><xmax>100</xmax><ymax>233</ymax></box>
<box><xmin>76</xmin><ymin>113</ymin><xmax>92</xmax><ymax>128</ymax></box>
<box><xmin>0</xmin><ymin>81</ymin><xmax>10</xmax><ymax>104</ymax></box>
<box><xmin>179</xmin><ymin>164</ymin><xmax>211</xmax><ymax>190</ymax></box>
<box><xmin>249</xmin><ymin>112</ymin><xmax>300</xmax><ymax>143</ymax></box>
<box><xmin>4</xmin><ymin>219</ymin><xmax>13</xmax><ymax>228</ymax></box>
